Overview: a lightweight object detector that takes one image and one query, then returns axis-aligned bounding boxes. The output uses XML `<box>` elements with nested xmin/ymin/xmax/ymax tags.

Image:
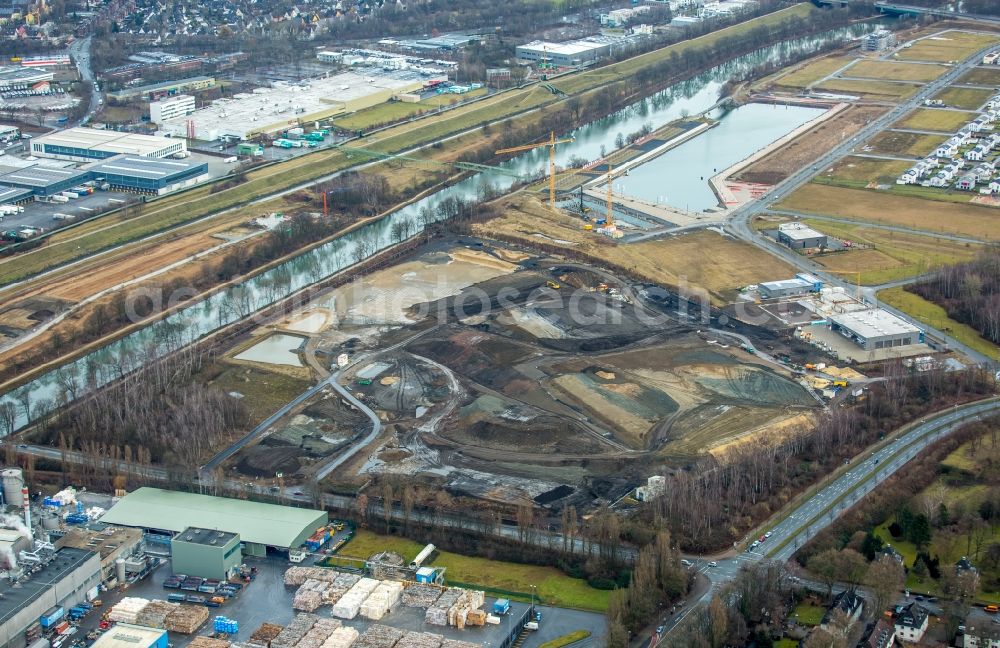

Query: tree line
<box><xmin>910</xmin><ymin>247</ymin><xmax>1000</xmax><ymax>346</ymax></box>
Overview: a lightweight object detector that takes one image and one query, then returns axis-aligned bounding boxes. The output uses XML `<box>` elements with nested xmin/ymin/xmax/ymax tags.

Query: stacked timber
<box><xmin>332</xmin><ymin>578</ymin><xmax>379</xmax><ymax>619</ymax></box>
<box><xmin>355</xmin><ymin>625</ymin><xmax>403</xmax><ymax>648</ymax></box>
<box><xmin>271</xmin><ymin>613</ymin><xmax>319</xmax><ymax>648</ymax></box>
<box><xmin>108</xmin><ymin>598</ymin><xmax>150</xmax><ymax>623</ymax></box>
<box><xmin>447</xmin><ymin>591</ymin><xmax>486</xmax><ymax>629</ymax></box>
<box><xmin>465</xmin><ymin>610</ymin><xmax>486</xmax><ymax>627</ymax></box>
<box><xmin>321</xmin><ymin>627</ymin><xmax>359</xmax><ymax>648</ymax></box>
<box><xmin>324</xmin><ymin>573</ymin><xmax>362</xmax><ymax>605</ymax></box>
<box><xmin>165</xmin><ymin>604</ymin><xmax>209</xmax><ymax>634</ymax></box>
<box><xmin>395</xmin><ymin>633</ymin><xmax>442</xmax><ymax>648</ymax></box>
<box><xmin>285</xmin><ymin>567</ymin><xmax>339</xmax><ymax>586</ymax></box>
<box><xmin>249</xmin><ymin>623</ymin><xmax>285</xmax><ymax>648</ymax></box>
<box><xmin>424</xmin><ymin>589</ymin><xmax>462</xmax><ymax>626</ymax></box>
<box><xmin>293</xmin><ymin>579</ymin><xmax>330</xmax><ymax>612</ymax></box>
<box><xmin>401</xmin><ymin>584</ymin><xmax>443</xmax><ymax>609</ymax></box>
<box><xmin>135</xmin><ymin>600</ymin><xmax>179</xmax><ymax>628</ymax></box>
<box><xmin>360</xmin><ymin>581</ymin><xmax>404</xmax><ymax>621</ymax></box>
<box><xmin>295</xmin><ymin>618</ymin><xmax>342</xmax><ymax>648</ymax></box>
<box><xmin>189</xmin><ymin>637</ymin><xmax>233</xmax><ymax>648</ymax></box>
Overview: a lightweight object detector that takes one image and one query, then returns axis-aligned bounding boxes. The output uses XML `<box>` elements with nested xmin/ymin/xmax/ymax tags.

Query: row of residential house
<box><xmin>897</xmin><ymin>92</ymin><xmax>1000</xmax><ymax>194</ymax></box>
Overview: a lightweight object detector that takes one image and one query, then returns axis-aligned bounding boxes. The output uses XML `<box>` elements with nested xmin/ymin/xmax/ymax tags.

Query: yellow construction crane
<box><xmin>495</xmin><ymin>131</ymin><xmax>574</xmax><ymax>208</ymax></box>
<box><xmin>603</xmin><ymin>165</ymin><xmax>627</xmax><ymax>230</ymax></box>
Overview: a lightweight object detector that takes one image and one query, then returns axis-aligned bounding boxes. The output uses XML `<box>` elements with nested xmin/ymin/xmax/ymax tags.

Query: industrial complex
<box><xmin>29</xmin><ymin>128</ymin><xmax>187</xmax><ymax>163</ymax></box>
<box><xmin>99</xmin><ymin>488</ymin><xmax>328</xmax><ymax>556</ymax></box>
<box><xmin>158</xmin><ymin>70</ymin><xmax>444</xmax><ymax>141</ymax></box>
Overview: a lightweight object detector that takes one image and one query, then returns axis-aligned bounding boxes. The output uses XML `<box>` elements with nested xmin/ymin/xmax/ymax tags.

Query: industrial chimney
<box><xmin>21</xmin><ymin>487</ymin><xmax>30</xmax><ymax>532</ymax></box>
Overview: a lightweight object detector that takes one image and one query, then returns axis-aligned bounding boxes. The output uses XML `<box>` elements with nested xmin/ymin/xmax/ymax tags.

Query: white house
<box><xmin>893</xmin><ymin>603</ymin><xmax>928</xmax><ymax>643</ymax></box>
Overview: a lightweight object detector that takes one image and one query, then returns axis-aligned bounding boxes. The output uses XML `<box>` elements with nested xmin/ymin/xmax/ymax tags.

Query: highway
<box><xmin>725</xmin><ymin>40</ymin><xmax>1000</xmax><ymax>365</ymax></box>
<box><xmin>874</xmin><ymin>2</ymin><xmax>1000</xmax><ymax>24</ymax></box>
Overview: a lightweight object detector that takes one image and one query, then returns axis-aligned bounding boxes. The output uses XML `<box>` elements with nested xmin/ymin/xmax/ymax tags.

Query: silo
<box><xmin>1</xmin><ymin>468</ymin><xmax>23</xmax><ymax>508</ymax></box>
<box><xmin>115</xmin><ymin>558</ymin><xmax>127</xmax><ymax>583</ymax></box>
<box><xmin>40</xmin><ymin>512</ymin><xmax>60</xmax><ymax>531</ymax></box>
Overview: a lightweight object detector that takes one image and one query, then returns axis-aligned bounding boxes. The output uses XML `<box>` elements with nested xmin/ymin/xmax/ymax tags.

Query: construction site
<box><xmin>216</xmin><ymin>235</ymin><xmax>824</xmax><ymax>509</ymax></box>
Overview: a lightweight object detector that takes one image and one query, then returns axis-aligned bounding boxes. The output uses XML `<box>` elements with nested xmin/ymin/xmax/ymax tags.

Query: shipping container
<box><xmin>39</xmin><ymin>607</ymin><xmax>64</xmax><ymax>628</ymax></box>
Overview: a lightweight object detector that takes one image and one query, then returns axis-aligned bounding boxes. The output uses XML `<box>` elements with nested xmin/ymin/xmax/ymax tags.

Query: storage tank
<box><xmin>40</xmin><ymin>512</ymin><xmax>60</xmax><ymax>531</ymax></box>
<box><xmin>115</xmin><ymin>558</ymin><xmax>127</xmax><ymax>583</ymax></box>
<box><xmin>409</xmin><ymin>543</ymin><xmax>435</xmax><ymax>570</ymax></box>
<box><xmin>1</xmin><ymin>468</ymin><xmax>23</xmax><ymax>507</ymax></box>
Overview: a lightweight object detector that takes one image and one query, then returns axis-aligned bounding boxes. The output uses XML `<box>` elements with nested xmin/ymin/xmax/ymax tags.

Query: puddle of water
<box><xmin>283</xmin><ymin>311</ymin><xmax>329</xmax><ymax>333</ymax></box>
<box><xmin>234</xmin><ymin>334</ymin><xmax>305</xmax><ymax>367</ymax></box>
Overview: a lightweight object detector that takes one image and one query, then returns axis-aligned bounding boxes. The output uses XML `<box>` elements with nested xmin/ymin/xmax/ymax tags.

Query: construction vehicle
<box><xmin>832</xmin><ymin>380</ymin><xmax>850</xmax><ymax>388</ymax></box>
<box><xmin>546</xmin><ymin>280</ymin><xmax>561</xmax><ymax>289</ymax></box>
<box><xmin>356</xmin><ymin>378</ymin><xmax>372</xmax><ymax>386</ymax></box>
<box><xmin>495</xmin><ymin>131</ymin><xmax>574</xmax><ymax>209</ymax></box>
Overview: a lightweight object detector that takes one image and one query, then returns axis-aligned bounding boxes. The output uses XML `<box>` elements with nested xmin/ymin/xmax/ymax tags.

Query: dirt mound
<box><xmin>236</xmin><ymin>446</ymin><xmax>302</xmax><ymax>476</ymax></box>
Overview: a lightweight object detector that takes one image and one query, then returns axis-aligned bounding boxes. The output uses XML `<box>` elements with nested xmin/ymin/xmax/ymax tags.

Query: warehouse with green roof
<box><xmin>99</xmin><ymin>488</ymin><xmax>327</xmax><ymax>556</ymax></box>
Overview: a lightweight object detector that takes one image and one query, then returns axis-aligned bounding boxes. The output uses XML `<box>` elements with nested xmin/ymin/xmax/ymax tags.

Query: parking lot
<box><xmin>88</xmin><ymin>553</ymin><xmax>606</xmax><ymax>648</ymax></box>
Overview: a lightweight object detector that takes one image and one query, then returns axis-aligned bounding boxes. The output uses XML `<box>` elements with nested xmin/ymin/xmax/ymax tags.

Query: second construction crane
<box><xmin>495</xmin><ymin>131</ymin><xmax>574</xmax><ymax>208</ymax></box>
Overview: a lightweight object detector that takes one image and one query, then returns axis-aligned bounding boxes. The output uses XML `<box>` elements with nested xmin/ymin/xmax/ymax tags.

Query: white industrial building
<box><xmin>29</xmin><ymin>128</ymin><xmax>186</xmax><ymax>162</ymax></box>
<box><xmin>776</xmin><ymin>222</ymin><xmax>828</xmax><ymax>250</ymax></box>
<box><xmin>516</xmin><ymin>35</ymin><xmax>639</xmax><ymax>67</ymax></box>
<box><xmin>830</xmin><ymin>309</ymin><xmax>922</xmax><ymax>351</ymax></box>
<box><xmin>159</xmin><ymin>70</ymin><xmax>442</xmax><ymax>141</ymax></box>
<box><xmin>149</xmin><ymin>94</ymin><xmax>196</xmax><ymax>125</ymax></box>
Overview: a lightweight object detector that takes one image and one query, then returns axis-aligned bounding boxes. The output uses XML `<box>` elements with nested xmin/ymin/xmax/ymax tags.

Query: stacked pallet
<box><xmin>424</xmin><ymin>589</ymin><xmax>463</xmax><ymax>626</ymax></box>
<box><xmin>249</xmin><ymin>623</ymin><xmax>285</xmax><ymax>648</ymax></box>
<box><xmin>108</xmin><ymin>598</ymin><xmax>150</xmax><ymax>623</ymax></box>
<box><xmin>324</xmin><ymin>573</ymin><xmax>362</xmax><ymax>605</ymax></box>
<box><xmin>465</xmin><ymin>610</ymin><xmax>486</xmax><ymax>627</ymax></box>
<box><xmin>447</xmin><ymin>591</ymin><xmax>486</xmax><ymax>629</ymax></box>
<box><xmin>189</xmin><ymin>637</ymin><xmax>233</xmax><ymax>648</ymax></box>
<box><xmin>395</xmin><ymin>632</ymin><xmax>442</xmax><ymax>648</ymax></box>
<box><xmin>401</xmin><ymin>584</ymin><xmax>443</xmax><ymax>609</ymax></box>
<box><xmin>293</xmin><ymin>579</ymin><xmax>330</xmax><ymax>612</ymax></box>
<box><xmin>272</xmin><ymin>614</ymin><xmax>319</xmax><ymax>648</ymax></box>
<box><xmin>332</xmin><ymin>578</ymin><xmax>379</xmax><ymax>619</ymax></box>
<box><xmin>135</xmin><ymin>600</ymin><xmax>179</xmax><ymax>628</ymax></box>
<box><xmin>321</xmin><ymin>627</ymin><xmax>359</xmax><ymax>648</ymax></box>
<box><xmin>285</xmin><ymin>567</ymin><xmax>339</xmax><ymax>586</ymax></box>
<box><xmin>165</xmin><ymin>604</ymin><xmax>209</xmax><ymax>634</ymax></box>
<box><xmin>355</xmin><ymin>625</ymin><xmax>403</xmax><ymax>648</ymax></box>
<box><xmin>294</xmin><ymin>618</ymin><xmax>342</xmax><ymax>648</ymax></box>
<box><xmin>360</xmin><ymin>581</ymin><xmax>404</xmax><ymax>621</ymax></box>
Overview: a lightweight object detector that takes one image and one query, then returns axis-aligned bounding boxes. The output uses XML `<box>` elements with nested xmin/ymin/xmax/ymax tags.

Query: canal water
<box><xmin>614</xmin><ymin>102</ymin><xmax>827</xmax><ymax>212</ymax></box>
<box><xmin>1</xmin><ymin>22</ymin><xmax>879</xmax><ymax>432</ymax></box>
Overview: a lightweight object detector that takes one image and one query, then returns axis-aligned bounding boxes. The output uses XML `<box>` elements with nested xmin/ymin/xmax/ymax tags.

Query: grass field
<box><xmin>895</xmin><ymin>31</ymin><xmax>1000</xmax><ymax>63</ymax></box>
<box><xmin>866</xmin><ymin>130</ymin><xmax>947</xmax><ymax>157</ymax></box>
<box><xmin>812</xmin><ymin>78</ymin><xmax>919</xmax><ymax>101</ymax></box>
<box><xmin>844</xmin><ymin>60</ymin><xmax>947</xmax><ymax>82</ymax></box>
<box><xmin>932</xmin><ymin>86</ymin><xmax>994</xmax><ymax>110</ymax></box>
<box><xmin>338</xmin><ymin>529</ymin><xmax>611</xmax><ymax>611</ymax></box>
<box><xmin>333</xmin><ymin>89</ymin><xmax>489</xmax><ymax>130</ymax></box>
<box><xmin>778</xmin><ymin>185</ymin><xmax>1000</xmax><ymax>240</ymax></box>
<box><xmin>475</xmin><ymin>195</ymin><xmax>796</xmax><ymax>304</ymax></box>
<box><xmin>816</xmin><ymin>156</ymin><xmax>910</xmax><ymax>188</ymax></box>
<box><xmin>203</xmin><ymin>363</ymin><xmax>312</xmax><ymax>427</ymax></box>
<box><xmin>894</xmin><ymin>107</ymin><xmax>977</xmax><ymax>132</ymax></box>
<box><xmin>792</xmin><ymin>602</ymin><xmax>825</xmax><ymax>626</ymax></box>
<box><xmin>539</xmin><ymin>631</ymin><xmax>591</xmax><ymax>648</ymax></box>
<box><xmin>877</xmin><ymin>287</ymin><xmax>1000</xmax><ymax>360</ymax></box>
<box><xmin>959</xmin><ymin>67</ymin><xmax>1000</xmax><ymax>86</ymax></box>
<box><xmin>772</xmin><ymin>55</ymin><xmax>854</xmax><ymax>89</ymax></box>
<box><xmin>804</xmin><ymin>218</ymin><xmax>982</xmax><ymax>285</ymax></box>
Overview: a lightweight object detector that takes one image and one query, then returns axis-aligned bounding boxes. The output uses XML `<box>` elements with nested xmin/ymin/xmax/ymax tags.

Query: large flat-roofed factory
<box><xmin>29</xmin><ymin>128</ymin><xmax>187</xmax><ymax>162</ymax></box>
<box><xmin>158</xmin><ymin>69</ymin><xmax>446</xmax><ymax>141</ymax></box>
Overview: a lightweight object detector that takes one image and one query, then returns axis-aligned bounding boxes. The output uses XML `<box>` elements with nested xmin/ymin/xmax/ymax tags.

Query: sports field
<box><xmin>777</xmin><ymin>184</ymin><xmax>1000</xmax><ymax>241</ymax></box>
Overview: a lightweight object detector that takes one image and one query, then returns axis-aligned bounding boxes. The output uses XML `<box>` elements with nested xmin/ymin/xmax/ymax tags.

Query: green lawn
<box><xmin>877</xmin><ymin>287</ymin><xmax>1000</xmax><ymax>360</ymax></box>
<box><xmin>339</xmin><ymin>530</ymin><xmax>611</xmax><ymax>611</ymax></box>
<box><xmin>792</xmin><ymin>602</ymin><xmax>826</xmax><ymax>626</ymax></box>
<box><xmin>775</xmin><ymin>640</ymin><xmax>799</xmax><ymax>648</ymax></box>
<box><xmin>772</xmin><ymin>55</ymin><xmax>852</xmax><ymax>89</ymax></box>
<box><xmin>333</xmin><ymin>89</ymin><xmax>489</xmax><ymax>130</ymax></box>
<box><xmin>895</xmin><ymin>108</ymin><xmax>978</xmax><ymax>133</ymax></box>
<box><xmin>539</xmin><ymin>630</ymin><xmax>592</xmax><ymax>648</ymax></box>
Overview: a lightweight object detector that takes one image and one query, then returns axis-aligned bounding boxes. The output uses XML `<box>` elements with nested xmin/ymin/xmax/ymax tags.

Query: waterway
<box><xmin>233</xmin><ymin>334</ymin><xmax>306</xmax><ymax>367</ymax></box>
<box><xmin>1</xmin><ymin>22</ymin><xmax>879</xmax><ymax>432</ymax></box>
<box><xmin>614</xmin><ymin>102</ymin><xmax>827</xmax><ymax>211</ymax></box>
